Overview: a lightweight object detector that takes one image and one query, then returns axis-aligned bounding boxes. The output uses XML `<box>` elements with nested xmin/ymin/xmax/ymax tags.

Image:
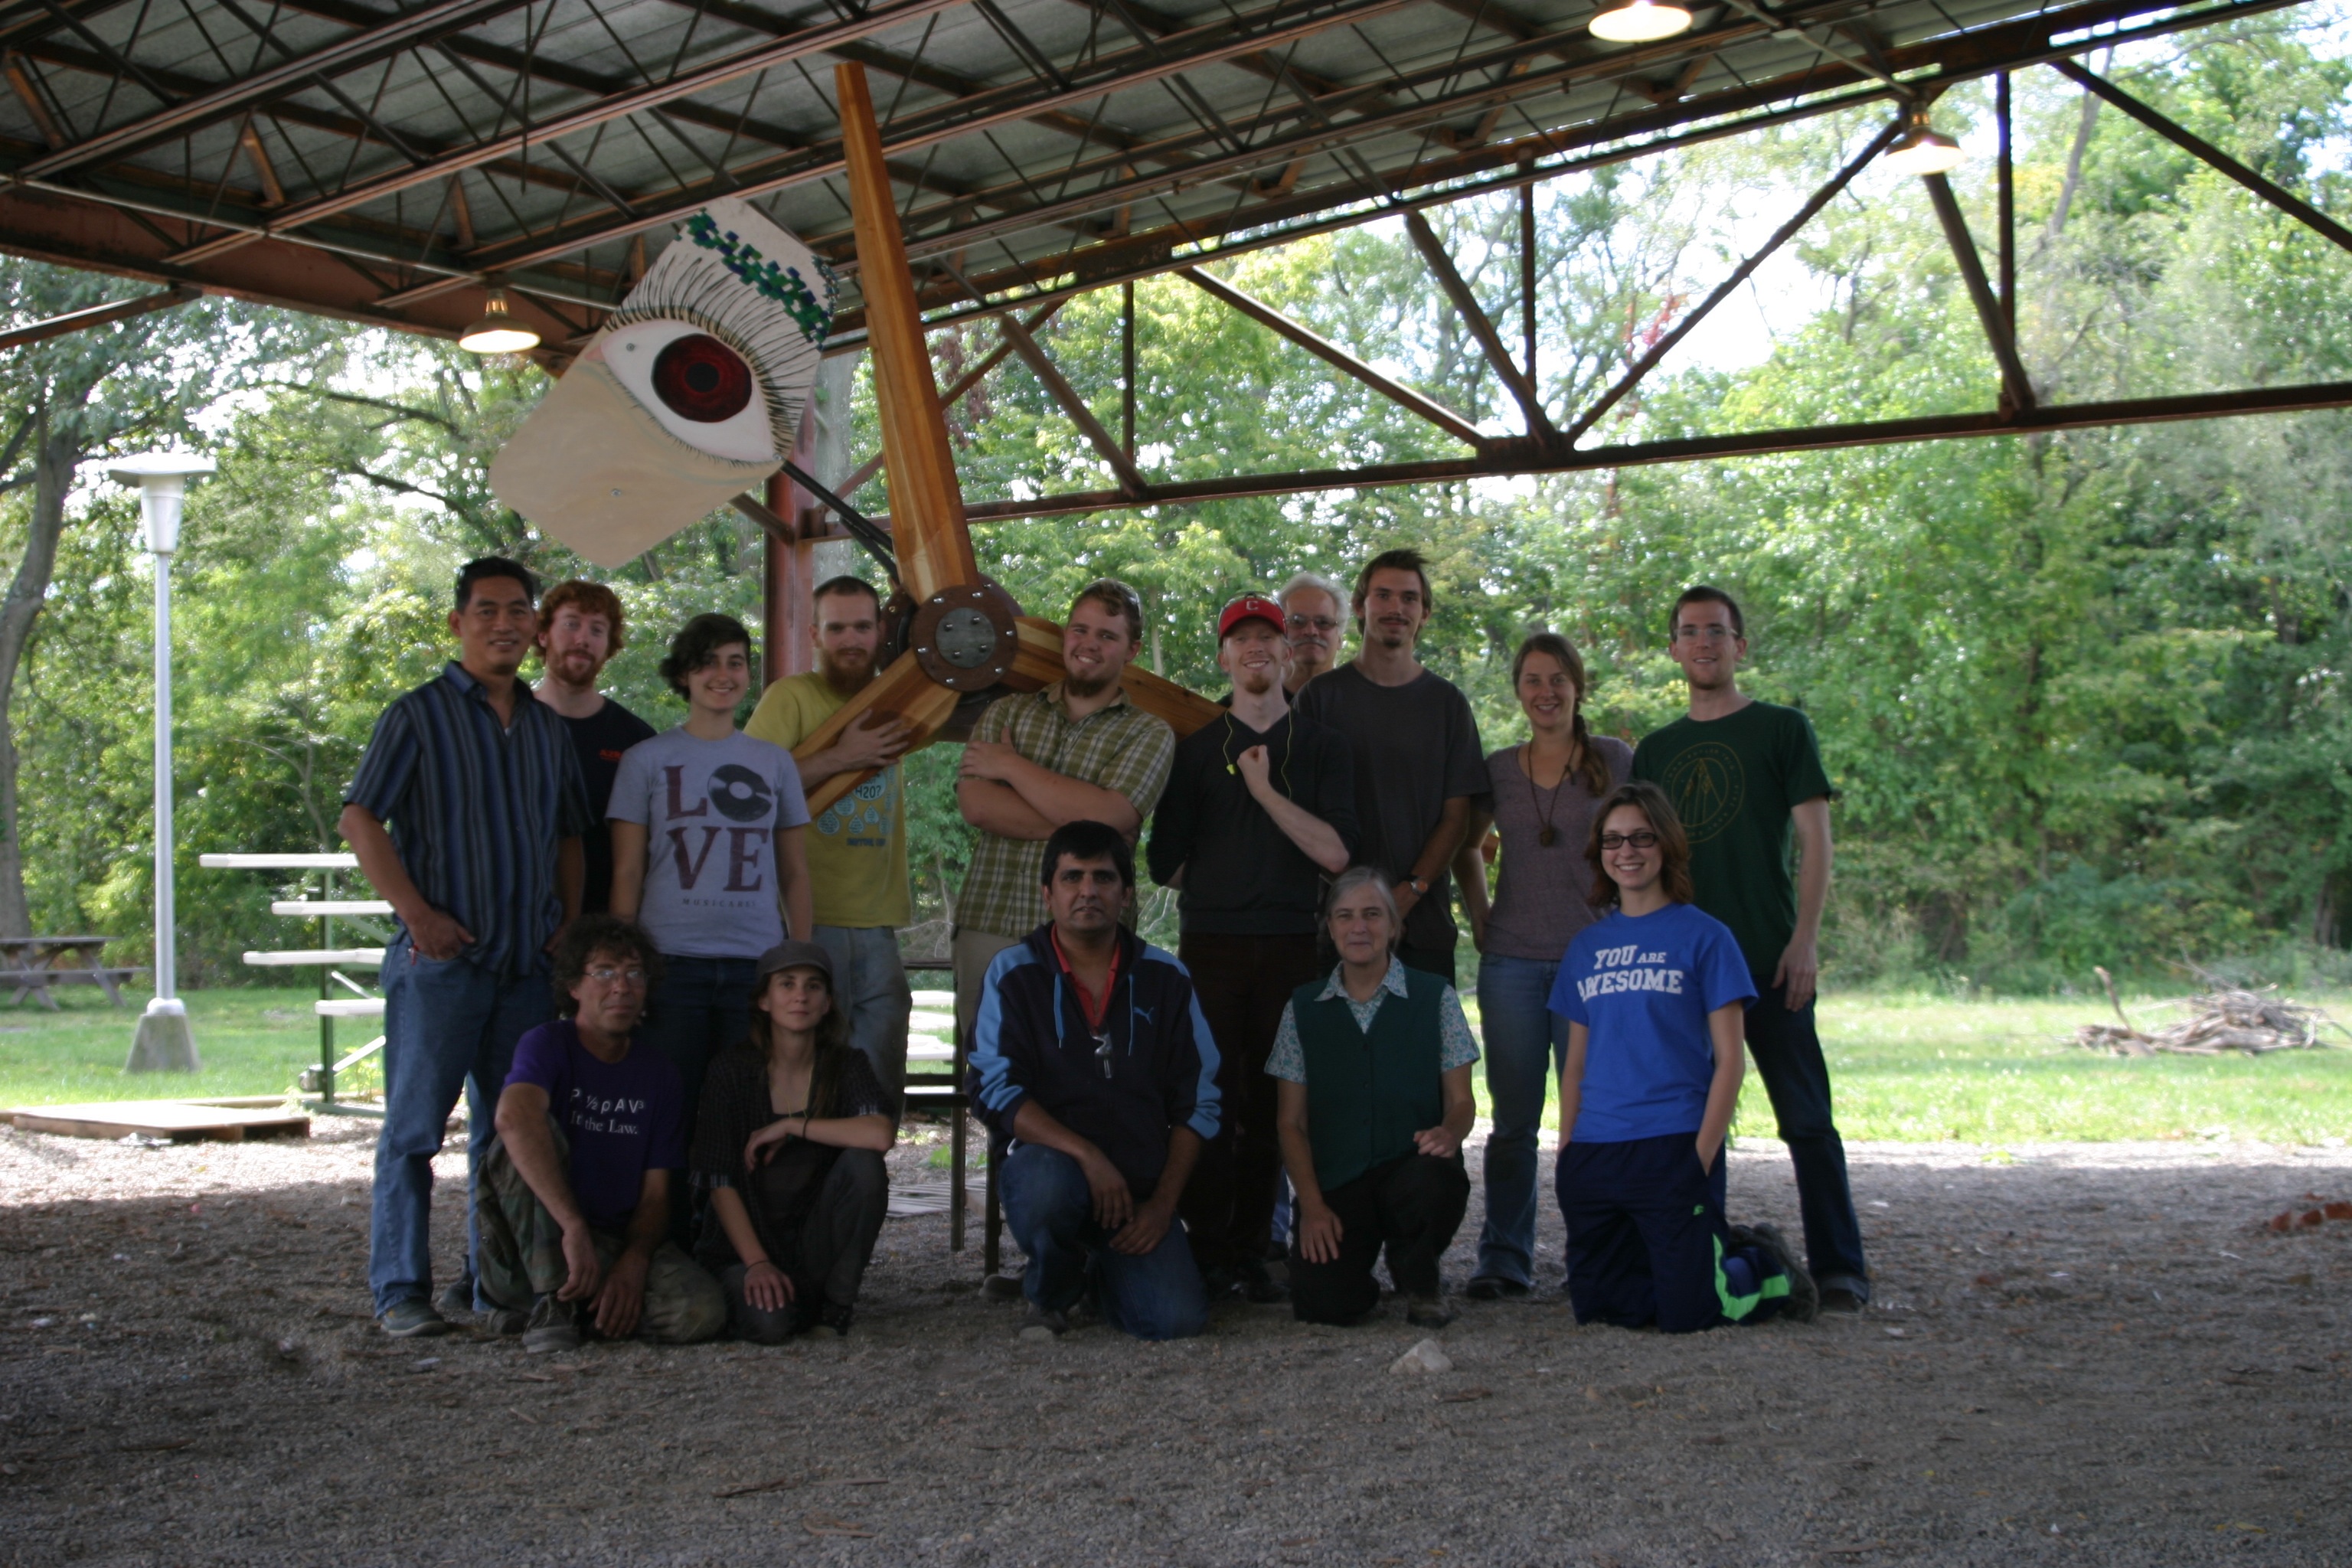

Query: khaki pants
<box><xmin>475</xmin><ymin>1123</ymin><xmax>727</xmax><ymax>1344</ymax></box>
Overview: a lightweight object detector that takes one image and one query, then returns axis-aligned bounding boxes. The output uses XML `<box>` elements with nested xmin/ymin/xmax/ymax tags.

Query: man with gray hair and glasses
<box><xmin>1277</xmin><ymin>570</ymin><xmax>1348</xmax><ymax>695</ymax></box>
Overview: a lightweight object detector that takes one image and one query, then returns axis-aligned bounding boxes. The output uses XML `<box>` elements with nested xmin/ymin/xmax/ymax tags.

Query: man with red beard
<box><xmin>744</xmin><ymin>575</ymin><xmax>925</xmax><ymax>1111</ymax></box>
<box><xmin>534</xmin><ymin>581</ymin><xmax>655</xmax><ymax>915</ymax></box>
<box><xmin>1147</xmin><ymin>595</ymin><xmax>1356</xmax><ymax>1302</ymax></box>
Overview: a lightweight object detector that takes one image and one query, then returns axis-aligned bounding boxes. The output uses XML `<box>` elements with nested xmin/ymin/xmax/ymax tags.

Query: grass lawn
<box><xmin>0</xmin><ymin>988</ymin><xmax>354</xmax><ymax>1109</ymax></box>
<box><xmin>1457</xmin><ymin>988</ymin><xmax>2352</xmax><ymax>1145</ymax></box>
<box><xmin>5</xmin><ymin>985</ymin><xmax>2349</xmax><ymax>1145</ymax></box>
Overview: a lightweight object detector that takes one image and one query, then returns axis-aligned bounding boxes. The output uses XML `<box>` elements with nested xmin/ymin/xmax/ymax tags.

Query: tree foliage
<box><xmin>6</xmin><ymin>18</ymin><xmax>2350</xmax><ymax>992</ymax></box>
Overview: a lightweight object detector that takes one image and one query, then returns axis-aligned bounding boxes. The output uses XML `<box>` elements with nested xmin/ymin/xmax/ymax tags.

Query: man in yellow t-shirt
<box><xmin>743</xmin><ymin>577</ymin><xmax>925</xmax><ymax>1111</ymax></box>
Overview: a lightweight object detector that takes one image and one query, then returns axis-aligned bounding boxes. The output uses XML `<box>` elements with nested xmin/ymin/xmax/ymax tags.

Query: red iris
<box><xmin>650</xmin><ymin>334</ymin><xmax>753</xmax><ymax>422</ymax></box>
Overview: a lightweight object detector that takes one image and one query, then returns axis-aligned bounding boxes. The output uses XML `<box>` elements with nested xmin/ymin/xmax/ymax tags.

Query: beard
<box><xmin>1063</xmin><ymin>668</ymin><xmax>1118</xmax><ymax>700</ymax></box>
<box><xmin>820</xmin><ymin>645</ymin><xmax>876</xmax><ymax>690</ymax></box>
<box><xmin>547</xmin><ymin>647</ymin><xmax>601</xmax><ymax>684</ymax></box>
<box><xmin>1235</xmin><ymin>664</ymin><xmax>1279</xmax><ymax>697</ymax></box>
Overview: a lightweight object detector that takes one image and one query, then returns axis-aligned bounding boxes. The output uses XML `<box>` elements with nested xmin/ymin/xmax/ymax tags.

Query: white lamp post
<box><xmin>111</xmin><ymin>452</ymin><xmax>215</xmax><ymax>1073</ymax></box>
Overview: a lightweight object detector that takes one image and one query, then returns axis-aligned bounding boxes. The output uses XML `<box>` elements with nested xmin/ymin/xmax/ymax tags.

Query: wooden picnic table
<box><xmin>0</xmin><ymin>935</ymin><xmax>139</xmax><ymax>1009</ymax></box>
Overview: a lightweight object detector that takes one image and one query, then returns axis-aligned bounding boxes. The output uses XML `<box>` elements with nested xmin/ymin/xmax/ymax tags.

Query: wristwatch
<box><xmin>1406</xmin><ymin>875</ymin><xmax>1431</xmax><ymax>896</ymax></box>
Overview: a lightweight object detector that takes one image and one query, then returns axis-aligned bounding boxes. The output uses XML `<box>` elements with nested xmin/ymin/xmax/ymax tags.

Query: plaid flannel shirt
<box><xmin>954</xmin><ymin>681</ymin><xmax>1174</xmax><ymax>937</ymax></box>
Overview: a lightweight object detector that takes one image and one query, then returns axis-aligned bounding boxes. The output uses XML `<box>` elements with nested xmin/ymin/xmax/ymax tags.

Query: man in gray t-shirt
<box><xmin>607</xmin><ymin>730</ymin><xmax>812</xmax><ymax>959</ymax></box>
<box><xmin>1293</xmin><ymin>548</ymin><xmax>1488</xmax><ymax>984</ymax></box>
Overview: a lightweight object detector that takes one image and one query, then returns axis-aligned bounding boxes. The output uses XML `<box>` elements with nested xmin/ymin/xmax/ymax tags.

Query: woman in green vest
<box><xmin>1266</xmin><ymin>866</ymin><xmax>1478</xmax><ymax>1327</ymax></box>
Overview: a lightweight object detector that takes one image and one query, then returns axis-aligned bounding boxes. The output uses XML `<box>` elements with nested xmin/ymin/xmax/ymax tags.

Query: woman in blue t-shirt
<box><xmin>1548</xmin><ymin>781</ymin><xmax>1818</xmax><ymax>1331</ymax></box>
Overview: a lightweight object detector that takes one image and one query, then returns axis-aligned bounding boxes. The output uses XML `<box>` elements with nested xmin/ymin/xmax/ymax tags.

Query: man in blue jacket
<box><xmin>970</xmin><ymin>819</ymin><xmax>1222</xmax><ymax>1341</ymax></box>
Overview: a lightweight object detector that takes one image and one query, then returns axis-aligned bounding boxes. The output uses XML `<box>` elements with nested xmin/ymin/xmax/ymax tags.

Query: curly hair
<box><xmin>1584</xmin><ymin>781</ymin><xmax>1697</xmax><ymax>909</ymax></box>
<box><xmin>538</xmin><ymin>580</ymin><xmax>629</xmax><ymax>655</ymax></box>
<box><xmin>549</xmin><ymin>916</ymin><xmax>664</xmax><ymax>1017</ymax></box>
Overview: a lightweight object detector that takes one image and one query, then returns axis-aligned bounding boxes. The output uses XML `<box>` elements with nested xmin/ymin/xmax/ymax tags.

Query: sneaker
<box><xmin>377</xmin><ymin>1298</ymin><xmax>453</xmax><ymax>1338</ymax></box>
<box><xmin>817</xmin><ymin>1302</ymin><xmax>855</xmax><ymax>1339</ymax></box>
<box><xmin>484</xmin><ymin>1307</ymin><xmax>530</xmax><ymax>1337</ymax></box>
<box><xmin>1465</xmin><ymin>1276</ymin><xmax>1530</xmax><ymax>1302</ymax></box>
<box><xmin>522</xmin><ymin>1295</ymin><xmax>581</xmax><ymax>1355</ymax></box>
<box><xmin>1732</xmin><ymin>1223</ymin><xmax>1819</xmax><ymax>1323</ymax></box>
<box><xmin>1406</xmin><ymin>1295</ymin><xmax>1458</xmax><ymax>1329</ymax></box>
<box><xmin>1236</xmin><ymin>1258</ymin><xmax>1289</xmax><ymax>1305</ymax></box>
<box><xmin>435</xmin><ymin>1278</ymin><xmax>476</xmax><ymax>1321</ymax></box>
<box><xmin>1818</xmin><ymin>1285</ymin><xmax>1864</xmax><ymax>1315</ymax></box>
<box><xmin>1018</xmin><ymin>1304</ymin><xmax>1068</xmax><ymax>1343</ymax></box>
<box><xmin>1197</xmin><ymin>1264</ymin><xmax>1241</xmax><ymax>1301</ymax></box>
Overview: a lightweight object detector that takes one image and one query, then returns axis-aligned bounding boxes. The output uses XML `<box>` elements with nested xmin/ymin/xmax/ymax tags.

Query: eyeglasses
<box><xmin>586</xmin><ymin>965</ymin><xmax>648</xmax><ymax>987</ymax></box>
<box><xmin>1598</xmin><ymin>831</ymin><xmax>1661</xmax><ymax>851</ymax></box>
<box><xmin>1285</xmin><ymin>614</ymin><xmax>1341</xmax><ymax>633</ymax></box>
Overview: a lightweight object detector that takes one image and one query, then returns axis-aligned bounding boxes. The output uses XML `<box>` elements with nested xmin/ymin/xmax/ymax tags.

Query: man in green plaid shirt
<box><xmin>952</xmin><ymin>580</ymin><xmax>1177</xmax><ymax>1057</ymax></box>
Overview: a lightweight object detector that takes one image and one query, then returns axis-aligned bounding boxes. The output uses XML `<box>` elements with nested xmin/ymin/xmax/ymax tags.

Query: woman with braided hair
<box><xmin>1454</xmin><ymin>632</ymin><xmax>1632</xmax><ymax>1302</ymax></box>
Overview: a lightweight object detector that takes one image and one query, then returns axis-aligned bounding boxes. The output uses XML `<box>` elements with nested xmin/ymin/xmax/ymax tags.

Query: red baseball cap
<box><xmin>1217</xmin><ymin>594</ymin><xmax>1286</xmax><ymax>639</ymax></box>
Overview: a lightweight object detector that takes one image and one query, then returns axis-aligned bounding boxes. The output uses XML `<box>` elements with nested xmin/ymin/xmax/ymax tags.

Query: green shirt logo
<box><xmin>1660</xmin><ymin>740</ymin><xmax>1746</xmax><ymax>844</ymax></box>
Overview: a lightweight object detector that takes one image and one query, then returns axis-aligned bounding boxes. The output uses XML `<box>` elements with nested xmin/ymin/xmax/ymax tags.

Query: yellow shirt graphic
<box><xmin>743</xmin><ymin>672</ymin><xmax>922</xmax><ymax>929</ymax></box>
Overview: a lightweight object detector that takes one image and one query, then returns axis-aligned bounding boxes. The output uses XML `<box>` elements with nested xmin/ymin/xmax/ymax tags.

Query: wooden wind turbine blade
<box><xmin>792</xmin><ymin>648</ymin><xmax>962</xmax><ymax>816</ymax></box>
<box><xmin>1119</xmin><ymin>665</ymin><xmax>1228</xmax><ymax>740</ymax></box>
<box><xmin>1003</xmin><ymin>616</ymin><xmax>1067</xmax><ymax>691</ymax></box>
<box><xmin>836</xmin><ymin>61</ymin><xmax>978</xmax><ymax>603</ymax></box>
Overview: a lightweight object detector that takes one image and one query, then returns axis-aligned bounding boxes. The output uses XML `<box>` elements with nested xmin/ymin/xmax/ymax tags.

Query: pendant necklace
<box><xmin>1523</xmin><ymin>741</ymin><xmax>1570</xmax><ymax>847</ymax></box>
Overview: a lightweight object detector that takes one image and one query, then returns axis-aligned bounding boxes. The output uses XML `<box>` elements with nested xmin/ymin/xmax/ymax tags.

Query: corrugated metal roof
<box><xmin>0</xmin><ymin>0</ymin><xmax>2305</xmax><ymax>342</ymax></box>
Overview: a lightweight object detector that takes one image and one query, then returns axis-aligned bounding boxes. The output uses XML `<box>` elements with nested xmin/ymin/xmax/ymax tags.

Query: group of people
<box><xmin>344</xmin><ymin>547</ymin><xmax>1869</xmax><ymax>1352</ymax></box>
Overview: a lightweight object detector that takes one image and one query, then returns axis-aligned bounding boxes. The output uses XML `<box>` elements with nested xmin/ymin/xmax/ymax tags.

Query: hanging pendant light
<box><xmin>1882</xmin><ymin>105</ymin><xmax>1966</xmax><ymax>177</ymax></box>
<box><xmin>1588</xmin><ymin>0</ymin><xmax>1692</xmax><ymax>42</ymax></box>
<box><xmin>458</xmin><ymin>286</ymin><xmax>541</xmax><ymax>354</ymax></box>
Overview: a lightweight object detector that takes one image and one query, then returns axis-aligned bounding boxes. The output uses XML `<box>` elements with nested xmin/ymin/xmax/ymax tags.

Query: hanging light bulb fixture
<box><xmin>1587</xmin><ymin>0</ymin><xmax>1692</xmax><ymax>42</ymax></box>
<box><xmin>457</xmin><ymin>286</ymin><xmax>541</xmax><ymax>354</ymax></box>
<box><xmin>1882</xmin><ymin>104</ymin><xmax>1966</xmax><ymax>177</ymax></box>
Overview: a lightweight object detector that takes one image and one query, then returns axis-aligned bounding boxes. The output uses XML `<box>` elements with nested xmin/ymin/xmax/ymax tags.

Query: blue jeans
<box><xmin>998</xmin><ymin>1145</ymin><xmax>1207</xmax><ymax>1341</ymax></box>
<box><xmin>1474</xmin><ymin>953</ymin><xmax>1569</xmax><ymax>1288</ymax></box>
<box><xmin>369</xmin><ymin>933</ymin><xmax>553</xmax><ymax>1315</ymax></box>
<box><xmin>638</xmin><ymin>955</ymin><xmax>759</xmax><ymax>1246</ymax></box>
<box><xmin>811</xmin><ymin>926</ymin><xmax>912</xmax><ymax>1116</ymax></box>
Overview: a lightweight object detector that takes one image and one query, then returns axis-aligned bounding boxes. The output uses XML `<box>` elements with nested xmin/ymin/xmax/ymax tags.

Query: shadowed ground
<box><xmin>2</xmin><ymin>1122</ymin><xmax>2347</xmax><ymax>1566</ymax></box>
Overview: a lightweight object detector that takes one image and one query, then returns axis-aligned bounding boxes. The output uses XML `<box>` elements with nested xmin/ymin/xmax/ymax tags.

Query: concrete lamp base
<box><xmin>126</xmin><ymin>998</ymin><xmax>201</xmax><ymax>1073</ymax></box>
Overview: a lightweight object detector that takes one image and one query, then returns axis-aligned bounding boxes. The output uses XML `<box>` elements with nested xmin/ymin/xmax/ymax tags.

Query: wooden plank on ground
<box><xmin>8</xmin><ymin>1100</ymin><xmax>312</xmax><ymax>1142</ymax></box>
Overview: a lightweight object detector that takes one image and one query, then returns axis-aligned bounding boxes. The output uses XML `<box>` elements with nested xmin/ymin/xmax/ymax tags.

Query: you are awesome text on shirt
<box><xmin>1575</xmin><ymin>942</ymin><xmax>1690</xmax><ymax>1001</ymax></box>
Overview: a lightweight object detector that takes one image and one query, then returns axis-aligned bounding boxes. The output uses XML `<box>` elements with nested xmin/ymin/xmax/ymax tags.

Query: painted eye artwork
<box><xmin>491</xmin><ymin>196</ymin><xmax>835</xmax><ymax>567</ymax></box>
<box><xmin>600</xmin><ymin>319</ymin><xmax>770</xmax><ymax>462</ymax></box>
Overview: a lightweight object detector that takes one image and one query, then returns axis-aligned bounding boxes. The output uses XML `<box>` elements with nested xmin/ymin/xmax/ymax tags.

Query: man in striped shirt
<box><xmin>341</xmin><ymin>557</ymin><xmax>594</xmax><ymax>1339</ymax></box>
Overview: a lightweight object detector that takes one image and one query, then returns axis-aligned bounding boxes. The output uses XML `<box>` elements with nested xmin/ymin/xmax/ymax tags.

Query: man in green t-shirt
<box><xmin>1631</xmin><ymin>586</ymin><xmax>1869</xmax><ymax>1313</ymax></box>
<box><xmin>743</xmin><ymin>576</ymin><xmax>924</xmax><ymax>1112</ymax></box>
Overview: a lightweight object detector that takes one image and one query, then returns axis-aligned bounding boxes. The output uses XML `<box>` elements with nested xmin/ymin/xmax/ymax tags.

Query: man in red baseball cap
<box><xmin>1146</xmin><ymin>592</ymin><xmax>1360</xmax><ymax>1304</ymax></box>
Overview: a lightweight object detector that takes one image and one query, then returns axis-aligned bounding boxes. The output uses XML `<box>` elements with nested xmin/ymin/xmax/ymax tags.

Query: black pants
<box><xmin>1396</xmin><ymin>941</ymin><xmax>1456</xmax><ymax>988</ymax></box>
<box><xmin>1289</xmin><ymin>1152</ymin><xmax>1468</xmax><ymax>1323</ymax></box>
<box><xmin>717</xmin><ymin>1148</ymin><xmax>888</xmax><ymax>1343</ymax></box>
<box><xmin>1744</xmin><ymin>982</ymin><xmax>1868</xmax><ymax>1295</ymax></box>
<box><xmin>1178</xmin><ymin>931</ymin><xmax>1322</xmax><ymax>1274</ymax></box>
<box><xmin>1557</xmin><ymin>1133</ymin><xmax>1765</xmax><ymax>1333</ymax></box>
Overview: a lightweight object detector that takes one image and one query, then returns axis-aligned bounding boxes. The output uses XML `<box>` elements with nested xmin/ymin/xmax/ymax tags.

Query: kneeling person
<box><xmin>1550</xmin><ymin>782</ymin><xmax>1818</xmax><ymax>1332</ymax></box>
<box><xmin>479</xmin><ymin>916</ymin><xmax>725</xmax><ymax>1351</ymax></box>
<box><xmin>1270</xmin><ymin>867</ymin><xmax>1476</xmax><ymax>1329</ymax></box>
<box><xmin>970</xmin><ymin>821</ymin><xmax>1222</xmax><ymax>1341</ymax></box>
<box><xmin>694</xmin><ymin>940</ymin><xmax>895</xmax><ymax>1341</ymax></box>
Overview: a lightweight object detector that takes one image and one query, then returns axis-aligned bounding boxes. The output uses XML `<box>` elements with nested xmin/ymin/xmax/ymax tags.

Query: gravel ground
<box><xmin>3</xmin><ymin>1118</ymin><xmax>2349</xmax><ymax>1566</ymax></box>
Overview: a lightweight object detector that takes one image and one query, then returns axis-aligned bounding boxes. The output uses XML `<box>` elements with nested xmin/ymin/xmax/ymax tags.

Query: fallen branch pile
<box><xmin>2076</xmin><ymin>965</ymin><xmax>2349</xmax><ymax>1056</ymax></box>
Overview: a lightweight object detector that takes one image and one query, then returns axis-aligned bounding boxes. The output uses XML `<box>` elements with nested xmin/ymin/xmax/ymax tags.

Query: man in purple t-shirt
<box><xmin>475</xmin><ymin>916</ymin><xmax>725</xmax><ymax>1351</ymax></box>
